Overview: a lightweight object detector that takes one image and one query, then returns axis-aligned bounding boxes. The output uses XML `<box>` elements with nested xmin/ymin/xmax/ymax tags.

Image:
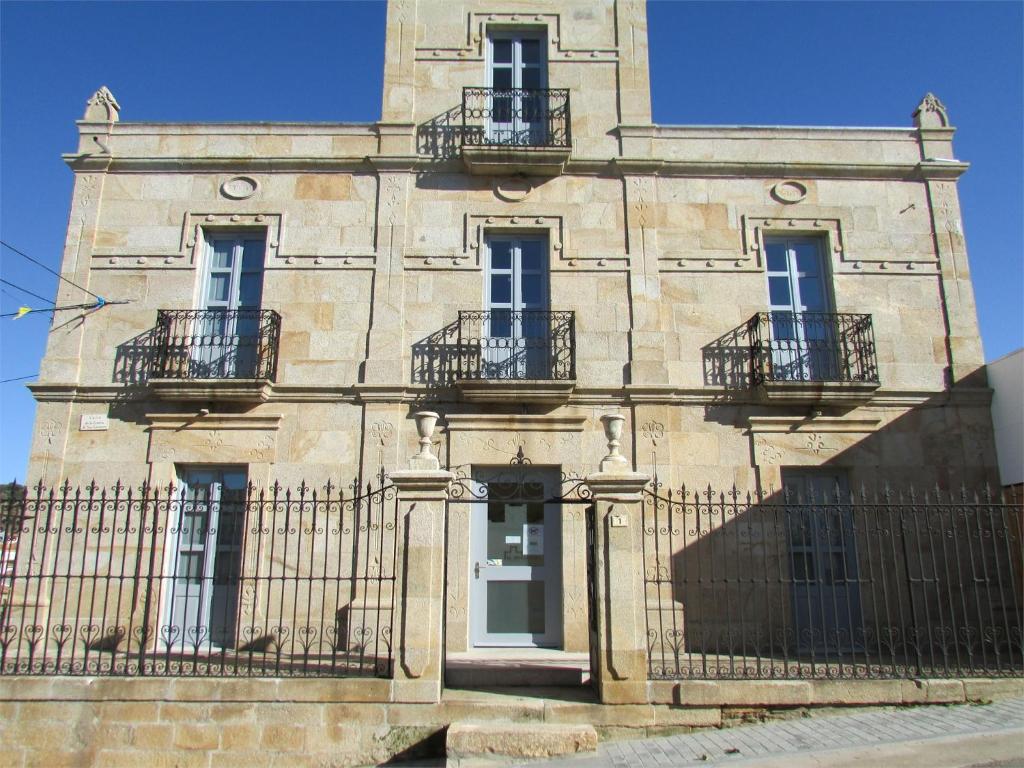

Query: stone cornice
<box><xmin>27</xmin><ymin>382</ymin><xmax>992</xmax><ymax>409</ymax></box>
<box><xmin>745</xmin><ymin>415</ymin><xmax>883</xmax><ymax>434</ymax></box>
<box><xmin>444</xmin><ymin>413</ymin><xmax>588</xmax><ymax>432</ymax></box>
<box><xmin>145</xmin><ymin>412</ymin><xmax>284</xmax><ymax>431</ymax></box>
<box><xmin>62</xmin><ymin>152</ymin><xmax>969</xmax><ymax>182</ymax></box>
<box><xmin>63</xmin><ymin>154</ymin><xmax>378</xmax><ymax>173</ymax></box>
<box><xmin>618</xmin><ymin>123</ymin><xmax>922</xmax><ymax>140</ymax></box>
<box><xmin>79</xmin><ymin>121</ymin><xmax>380</xmax><ymax>134</ymax></box>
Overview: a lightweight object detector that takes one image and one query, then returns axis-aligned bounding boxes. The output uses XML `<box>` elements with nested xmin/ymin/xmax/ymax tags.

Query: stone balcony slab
<box><xmin>455</xmin><ymin>378</ymin><xmax>575</xmax><ymax>405</ymax></box>
<box><xmin>148</xmin><ymin>378</ymin><xmax>273</xmax><ymax>403</ymax></box>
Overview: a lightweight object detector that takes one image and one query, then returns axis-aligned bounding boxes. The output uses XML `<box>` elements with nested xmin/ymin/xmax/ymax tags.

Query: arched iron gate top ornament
<box><xmin>447</xmin><ymin>445</ymin><xmax>592</xmax><ymax>503</ymax></box>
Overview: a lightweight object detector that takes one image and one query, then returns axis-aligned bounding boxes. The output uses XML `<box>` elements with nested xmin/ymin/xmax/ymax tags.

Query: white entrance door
<box><xmin>764</xmin><ymin>237</ymin><xmax>836</xmax><ymax>381</ymax></box>
<box><xmin>197</xmin><ymin>236</ymin><xmax>265</xmax><ymax>378</ymax></box>
<box><xmin>470</xmin><ymin>469</ymin><xmax>562</xmax><ymax>647</ymax></box>
<box><xmin>166</xmin><ymin>468</ymin><xmax>246</xmax><ymax>649</ymax></box>
<box><xmin>484</xmin><ymin>235</ymin><xmax>549</xmax><ymax>379</ymax></box>
<box><xmin>487</xmin><ymin>32</ymin><xmax>547</xmax><ymax>145</ymax></box>
<box><xmin>783</xmin><ymin>470</ymin><xmax>862</xmax><ymax>653</ymax></box>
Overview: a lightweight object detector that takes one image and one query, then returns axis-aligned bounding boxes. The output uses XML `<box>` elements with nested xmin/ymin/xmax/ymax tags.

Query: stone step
<box><xmin>440</xmin><ymin>686</ymin><xmax>721</xmax><ymax>730</ymax></box>
<box><xmin>446</xmin><ymin>721</ymin><xmax>598</xmax><ymax>765</ymax></box>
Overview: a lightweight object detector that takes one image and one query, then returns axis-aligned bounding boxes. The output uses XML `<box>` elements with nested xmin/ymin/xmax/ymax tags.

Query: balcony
<box><xmin>747</xmin><ymin>311</ymin><xmax>880</xmax><ymax>405</ymax></box>
<box><xmin>149</xmin><ymin>309</ymin><xmax>282</xmax><ymax>402</ymax></box>
<box><xmin>453</xmin><ymin>310</ymin><xmax>576</xmax><ymax>404</ymax></box>
<box><xmin>460</xmin><ymin>87</ymin><xmax>571</xmax><ymax>176</ymax></box>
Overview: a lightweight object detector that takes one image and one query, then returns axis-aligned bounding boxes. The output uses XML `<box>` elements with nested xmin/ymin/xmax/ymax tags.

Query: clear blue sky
<box><xmin>1</xmin><ymin>1</ymin><xmax>1021</xmax><ymax>482</ymax></box>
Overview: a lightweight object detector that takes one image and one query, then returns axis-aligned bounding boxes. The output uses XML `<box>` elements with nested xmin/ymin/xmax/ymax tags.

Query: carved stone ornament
<box><xmin>770</xmin><ymin>180</ymin><xmax>808</xmax><ymax>204</ymax></box>
<box><xmin>599</xmin><ymin>413</ymin><xmax>629</xmax><ymax>472</ymax></box>
<box><xmin>83</xmin><ymin>86</ymin><xmax>120</xmax><ymax>122</ymax></box>
<box><xmin>640</xmin><ymin>420</ymin><xmax>665</xmax><ymax>446</ymax></box>
<box><xmin>493</xmin><ymin>177</ymin><xmax>534</xmax><ymax>202</ymax></box>
<box><xmin>220</xmin><ymin>176</ymin><xmax>259</xmax><ymax>200</ymax></box>
<box><xmin>913</xmin><ymin>92</ymin><xmax>949</xmax><ymax>128</ymax></box>
<box><xmin>410</xmin><ymin>411</ymin><xmax>440</xmax><ymax>470</ymax></box>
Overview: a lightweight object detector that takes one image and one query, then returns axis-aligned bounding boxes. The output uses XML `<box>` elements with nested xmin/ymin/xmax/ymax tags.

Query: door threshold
<box><xmin>450</xmin><ymin>648</ymin><xmax>587</xmax><ymax>660</ymax></box>
<box><xmin>446</xmin><ymin>649</ymin><xmax>590</xmax><ymax>687</ymax></box>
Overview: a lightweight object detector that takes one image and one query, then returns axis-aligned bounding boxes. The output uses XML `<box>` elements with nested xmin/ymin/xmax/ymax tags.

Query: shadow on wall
<box><xmin>701</xmin><ymin>321</ymin><xmax>755</xmax><ymax>389</ymax></box>
<box><xmin>411</xmin><ymin>317</ymin><xmax>463</xmax><ymax>385</ymax></box>
<box><xmin>418</xmin><ymin>104</ymin><xmax>474</xmax><ymax>160</ymax></box>
<box><xmin>641</xmin><ymin>386</ymin><xmax>1016</xmax><ymax>680</ymax></box>
<box><xmin>113</xmin><ymin>325</ymin><xmax>161</xmax><ymax>385</ymax></box>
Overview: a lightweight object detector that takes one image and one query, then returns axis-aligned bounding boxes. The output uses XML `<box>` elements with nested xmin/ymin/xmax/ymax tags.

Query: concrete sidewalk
<box><xmin>519</xmin><ymin>696</ymin><xmax>1024</xmax><ymax>768</ymax></box>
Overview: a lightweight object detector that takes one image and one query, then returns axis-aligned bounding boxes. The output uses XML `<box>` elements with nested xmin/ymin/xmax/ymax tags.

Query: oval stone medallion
<box><xmin>220</xmin><ymin>176</ymin><xmax>259</xmax><ymax>200</ymax></box>
<box><xmin>770</xmin><ymin>180</ymin><xmax>808</xmax><ymax>204</ymax></box>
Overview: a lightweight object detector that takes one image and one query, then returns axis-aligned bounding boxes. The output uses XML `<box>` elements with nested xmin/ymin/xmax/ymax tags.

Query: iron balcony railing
<box><xmin>748</xmin><ymin>311</ymin><xmax>878</xmax><ymax>385</ymax></box>
<box><xmin>456</xmin><ymin>310</ymin><xmax>575</xmax><ymax>381</ymax></box>
<box><xmin>462</xmin><ymin>87</ymin><xmax>571</xmax><ymax>149</ymax></box>
<box><xmin>154</xmin><ymin>309</ymin><xmax>282</xmax><ymax>381</ymax></box>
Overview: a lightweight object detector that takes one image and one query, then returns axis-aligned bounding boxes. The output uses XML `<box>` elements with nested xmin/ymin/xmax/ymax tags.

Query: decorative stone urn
<box><xmin>599</xmin><ymin>413</ymin><xmax>629</xmax><ymax>472</ymax></box>
<box><xmin>411</xmin><ymin>411</ymin><xmax>440</xmax><ymax>470</ymax></box>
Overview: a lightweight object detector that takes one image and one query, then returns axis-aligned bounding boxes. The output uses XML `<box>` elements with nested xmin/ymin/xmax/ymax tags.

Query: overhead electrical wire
<box><xmin>1</xmin><ymin>374</ymin><xmax>39</xmax><ymax>385</ymax></box>
<box><xmin>0</xmin><ymin>299</ymin><xmax>117</xmax><ymax>319</ymax></box>
<box><xmin>0</xmin><ymin>277</ymin><xmax>55</xmax><ymax>306</ymax></box>
<box><xmin>0</xmin><ymin>239</ymin><xmax>101</xmax><ymax>301</ymax></box>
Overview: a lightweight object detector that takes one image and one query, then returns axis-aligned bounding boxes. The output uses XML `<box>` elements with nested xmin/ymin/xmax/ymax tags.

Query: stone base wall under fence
<box><xmin>2</xmin><ymin>676</ymin><xmax>1023</xmax><ymax>768</ymax></box>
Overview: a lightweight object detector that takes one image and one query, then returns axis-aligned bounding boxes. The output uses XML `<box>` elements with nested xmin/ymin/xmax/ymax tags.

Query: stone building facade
<box><xmin>18</xmin><ymin>0</ymin><xmax>1002</xmax><ymax>698</ymax></box>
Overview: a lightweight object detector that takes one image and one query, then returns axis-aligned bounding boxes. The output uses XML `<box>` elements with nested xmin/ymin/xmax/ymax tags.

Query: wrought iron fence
<box><xmin>643</xmin><ymin>483</ymin><xmax>1023</xmax><ymax>679</ymax></box>
<box><xmin>154</xmin><ymin>309</ymin><xmax>282</xmax><ymax>381</ymax></box>
<box><xmin>748</xmin><ymin>312</ymin><xmax>878</xmax><ymax>385</ymax></box>
<box><xmin>462</xmin><ymin>88</ymin><xmax>571</xmax><ymax>149</ymax></box>
<box><xmin>0</xmin><ymin>478</ymin><xmax>396</xmax><ymax>677</ymax></box>
<box><xmin>456</xmin><ymin>310</ymin><xmax>575</xmax><ymax>381</ymax></box>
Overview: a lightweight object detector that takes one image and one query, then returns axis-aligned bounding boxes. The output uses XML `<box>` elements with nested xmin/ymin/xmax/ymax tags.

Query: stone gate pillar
<box><xmin>389</xmin><ymin>412</ymin><xmax>452</xmax><ymax>703</ymax></box>
<box><xmin>586</xmin><ymin>414</ymin><xmax>651</xmax><ymax>704</ymax></box>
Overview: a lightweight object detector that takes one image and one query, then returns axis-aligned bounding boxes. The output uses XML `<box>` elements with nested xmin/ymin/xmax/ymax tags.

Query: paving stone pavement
<box><xmin>519</xmin><ymin>697</ymin><xmax>1024</xmax><ymax>768</ymax></box>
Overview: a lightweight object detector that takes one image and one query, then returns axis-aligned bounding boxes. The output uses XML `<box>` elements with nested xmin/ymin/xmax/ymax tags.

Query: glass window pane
<box><xmin>178</xmin><ymin>552</ymin><xmax>204</xmax><ymax>584</ymax></box>
<box><xmin>487</xmin><ymin>581</ymin><xmax>545</xmax><ymax>634</ymax></box>
<box><xmin>179</xmin><ymin>508</ymin><xmax>208</xmax><ymax>546</ymax></box>
<box><xmin>768</xmin><ymin>276</ymin><xmax>791</xmax><ymax>307</ymax></box>
<box><xmin>490</xmin><ymin>241</ymin><xmax>512</xmax><ymax>270</ymax></box>
<box><xmin>200</xmin><ymin>310</ymin><xmax>230</xmax><ymax>338</ymax></box>
<box><xmin>492</xmin><ymin>94</ymin><xmax>513</xmax><ymax>125</ymax></box>
<box><xmin>492</xmin><ymin>39</ymin><xmax>512</xmax><ymax>64</ymax></box>
<box><xmin>241</xmin><ymin>240</ymin><xmax>265</xmax><ymax>271</ymax></box>
<box><xmin>490</xmin><ymin>274</ymin><xmax>512</xmax><ymax>304</ymax></box>
<box><xmin>798</xmin><ymin>277</ymin><xmax>824</xmax><ymax>311</ymax></box>
<box><xmin>521</xmin><ymin>277</ymin><xmax>544</xmax><ymax>308</ymax></box>
<box><xmin>222</xmin><ymin>472</ymin><xmax>248</xmax><ymax>493</ymax></box>
<box><xmin>492</xmin><ymin>69</ymin><xmax>513</xmax><ymax>91</ymax></box>
<box><xmin>519</xmin><ymin>243</ymin><xmax>545</xmax><ymax>272</ymax></box>
<box><xmin>485</xmin><ymin>502</ymin><xmax>545</xmax><ymax>566</ymax></box>
<box><xmin>772</xmin><ymin>314</ymin><xmax>797</xmax><ymax>343</ymax></box>
<box><xmin>765</xmin><ymin>242</ymin><xmax>787</xmax><ymax>272</ymax></box>
<box><xmin>489</xmin><ymin>309</ymin><xmax>512</xmax><ymax>338</ymax></box>
<box><xmin>520</xmin><ymin>39</ymin><xmax>541</xmax><ymax>64</ymax></box>
<box><xmin>208</xmin><ymin>274</ymin><xmax>231</xmax><ymax>303</ymax></box>
<box><xmin>521</xmin><ymin>67</ymin><xmax>541</xmax><ymax>90</ymax></box>
<box><xmin>794</xmin><ymin>244</ymin><xmax>821</xmax><ymax>275</ymax></box>
<box><xmin>213</xmin><ymin>547</ymin><xmax>242</xmax><ymax>585</ymax></box>
<box><xmin>211</xmin><ymin>242</ymin><xmax>233</xmax><ymax>269</ymax></box>
<box><xmin>238</xmin><ymin>274</ymin><xmax>262</xmax><ymax>308</ymax></box>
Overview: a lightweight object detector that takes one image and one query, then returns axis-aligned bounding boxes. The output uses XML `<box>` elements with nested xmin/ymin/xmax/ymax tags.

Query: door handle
<box><xmin>474</xmin><ymin>561</ymin><xmax>481</xmax><ymax>579</ymax></box>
